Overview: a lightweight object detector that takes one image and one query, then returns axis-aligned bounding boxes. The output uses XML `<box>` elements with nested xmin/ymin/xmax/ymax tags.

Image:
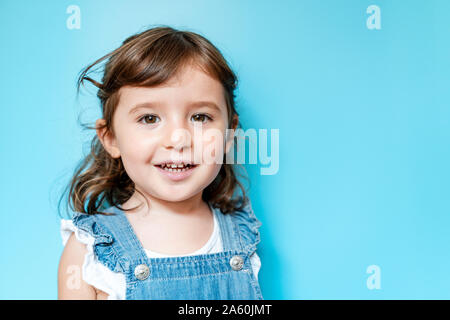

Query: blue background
<box><xmin>1</xmin><ymin>0</ymin><xmax>449</xmax><ymax>299</ymax></box>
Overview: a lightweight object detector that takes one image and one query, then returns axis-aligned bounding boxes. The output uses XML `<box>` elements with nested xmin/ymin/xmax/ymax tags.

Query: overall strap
<box><xmin>212</xmin><ymin>203</ymin><xmax>242</xmax><ymax>252</ymax></box>
<box><xmin>95</xmin><ymin>206</ymin><xmax>150</xmax><ymax>263</ymax></box>
<box><xmin>211</xmin><ymin>199</ymin><xmax>262</xmax><ymax>256</ymax></box>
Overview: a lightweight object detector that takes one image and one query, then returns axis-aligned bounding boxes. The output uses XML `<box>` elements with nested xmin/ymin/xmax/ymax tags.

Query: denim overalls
<box><xmin>72</xmin><ymin>199</ymin><xmax>263</xmax><ymax>300</ymax></box>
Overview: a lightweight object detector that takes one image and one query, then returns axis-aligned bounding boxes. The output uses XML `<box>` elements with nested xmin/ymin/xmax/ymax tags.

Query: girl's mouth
<box><xmin>154</xmin><ymin>163</ymin><xmax>199</xmax><ymax>181</ymax></box>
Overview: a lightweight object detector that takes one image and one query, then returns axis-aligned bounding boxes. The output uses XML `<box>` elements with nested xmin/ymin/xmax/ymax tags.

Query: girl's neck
<box><xmin>121</xmin><ymin>189</ymin><xmax>209</xmax><ymax>219</ymax></box>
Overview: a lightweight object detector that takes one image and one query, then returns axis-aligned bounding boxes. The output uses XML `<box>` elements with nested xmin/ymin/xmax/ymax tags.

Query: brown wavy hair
<box><xmin>59</xmin><ymin>25</ymin><xmax>250</xmax><ymax>217</ymax></box>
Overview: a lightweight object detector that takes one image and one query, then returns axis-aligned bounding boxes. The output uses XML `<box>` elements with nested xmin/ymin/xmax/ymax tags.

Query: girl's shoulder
<box><xmin>59</xmin><ymin>217</ymin><xmax>124</xmax><ymax>299</ymax></box>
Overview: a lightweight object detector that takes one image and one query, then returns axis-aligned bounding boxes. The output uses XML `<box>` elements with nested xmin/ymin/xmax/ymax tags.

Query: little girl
<box><xmin>58</xmin><ymin>25</ymin><xmax>263</xmax><ymax>300</ymax></box>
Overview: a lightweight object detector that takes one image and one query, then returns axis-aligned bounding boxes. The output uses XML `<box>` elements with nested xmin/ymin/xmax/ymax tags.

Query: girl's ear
<box><xmin>95</xmin><ymin>119</ymin><xmax>121</xmax><ymax>158</ymax></box>
<box><xmin>225</xmin><ymin>115</ymin><xmax>239</xmax><ymax>154</ymax></box>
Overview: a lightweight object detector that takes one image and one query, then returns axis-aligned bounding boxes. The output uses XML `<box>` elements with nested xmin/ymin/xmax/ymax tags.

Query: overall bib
<box><xmin>72</xmin><ymin>200</ymin><xmax>263</xmax><ymax>300</ymax></box>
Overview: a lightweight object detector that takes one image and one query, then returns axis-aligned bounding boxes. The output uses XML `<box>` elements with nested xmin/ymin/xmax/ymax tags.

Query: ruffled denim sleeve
<box><xmin>60</xmin><ymin>219</ymin><xmax>126</xmax><ymax>300</ymax></box>
<box><xmin>71</xmin><ymin>211</ymin><xmax>129</xmax><ymax>274</ymax></box>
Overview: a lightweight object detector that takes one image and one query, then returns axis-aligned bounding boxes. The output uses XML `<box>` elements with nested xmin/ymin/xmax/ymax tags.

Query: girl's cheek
<box><xmin>123</xmin><ymin>134</ymin><xmax>158</xmax><ymax>157</ymax></box>
<box><xmin>200</xmin><ymin>135</ymin><xmax>224</xmax><ymax>164</ymax></box>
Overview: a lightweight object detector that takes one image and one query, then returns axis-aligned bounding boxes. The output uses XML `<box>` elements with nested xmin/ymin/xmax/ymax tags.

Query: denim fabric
<box><xmin>72</xmin><ymin>199</ymin><xmax>263</xmax><ymax>300</ymax></box>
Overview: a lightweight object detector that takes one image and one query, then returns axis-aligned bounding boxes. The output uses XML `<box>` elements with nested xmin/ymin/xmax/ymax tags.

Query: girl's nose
<box><xmin>161</xmin><ymin>120</ymin><xmax>193</xmax><ymax>151</ymax></box>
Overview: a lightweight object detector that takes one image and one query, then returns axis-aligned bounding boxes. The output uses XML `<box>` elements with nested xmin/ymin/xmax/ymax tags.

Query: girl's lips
<box><xmin>154</xmin><ymin>164</ymin><xmax>198</xmax><ymax>181</ymax></box>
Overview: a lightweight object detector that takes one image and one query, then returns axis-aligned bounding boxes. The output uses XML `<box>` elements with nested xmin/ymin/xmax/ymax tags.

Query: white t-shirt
<box><xmin>60</xmin><ymin>207</ymin><xmax>261</xmax><ymax>300</ymax></box>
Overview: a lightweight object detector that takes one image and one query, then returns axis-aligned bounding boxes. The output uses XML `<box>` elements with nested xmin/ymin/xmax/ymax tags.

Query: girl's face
<box><xmin>97</xmin><ymin>64</ymin><xmax>237</xmax><ymax>203</ymax></box>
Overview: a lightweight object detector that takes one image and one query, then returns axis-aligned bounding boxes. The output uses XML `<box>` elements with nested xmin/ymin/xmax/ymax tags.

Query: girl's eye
<box><xmin>138</xmin><ymin>113</ymin><xmax>212</xmax><ymax>125</ymax></box>
<box><xmin>138</xmin><ymin>114</ymin><xmax>160</xmax><ymax>124</ymax></box>
<box><xmin>191</xmin><ymin>113</ymin><xmax>212</xmax><ymax>123</ymax></box>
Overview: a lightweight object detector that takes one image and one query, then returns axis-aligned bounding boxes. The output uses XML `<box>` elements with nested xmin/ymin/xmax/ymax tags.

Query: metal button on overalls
<box><xmin>134</xmin><ymin>264</ymin><xmax>150</xmax><ymax>280</ymax></box>
<box><xmin>229</xmin><ymin>255</ymin><xmax>244</xmax><ymax>271</ymax></box>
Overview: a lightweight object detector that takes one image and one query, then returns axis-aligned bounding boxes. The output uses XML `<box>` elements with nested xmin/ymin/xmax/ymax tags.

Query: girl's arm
<box><xmin>57</xmin><ymin>233</ymin><xmax>97</xmax><ymax>300</ymax></box>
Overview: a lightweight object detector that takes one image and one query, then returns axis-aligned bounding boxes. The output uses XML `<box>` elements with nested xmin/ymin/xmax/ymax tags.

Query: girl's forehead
<box><xmin>163</xmin><ymin>62</ymin><xmax>217</xmax><ymax>86</ymax></box>
<box><xmin>117</xmin><ymin>65</ymin><xmax>227</xmax><ymax>111</ymax></box>
<box><xmin>134</xmin><ymin>63</ymin><xmax>221</xmax><ymax>91</ymax></box>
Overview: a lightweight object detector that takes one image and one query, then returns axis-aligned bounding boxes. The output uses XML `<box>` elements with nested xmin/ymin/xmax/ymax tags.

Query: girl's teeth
<box><xmin>163</xmin><ymin>166</ymin><xmax>190</xmax><ymax>172</ymax></box>
<box><xmin>162</xmin><ymin>163</ymin><xmax>192</xmax><ymax>170</ymax></box>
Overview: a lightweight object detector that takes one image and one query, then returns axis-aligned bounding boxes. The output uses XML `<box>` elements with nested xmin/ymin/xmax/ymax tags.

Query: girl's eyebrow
<box><xmin>188</xmin><ymin>101</ymin><xmax>222</xmax><ymax>112</ymax></box>
<box><xmin>128</xmin><ymin>101</ymin><xmax>222</xmax><ymax>115</ymax></box>
<box><xmin>128</xmin><ymin>102</ymin><xmax>161</xmax><ymax>115</ymax></box>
